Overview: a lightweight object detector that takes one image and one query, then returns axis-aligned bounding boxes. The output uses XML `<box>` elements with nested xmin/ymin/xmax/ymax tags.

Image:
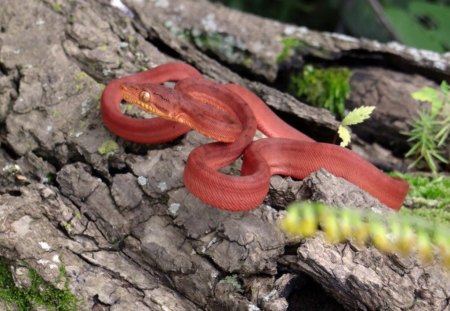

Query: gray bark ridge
<box><xmin>0</xmin><ymin>0</ymin><xmax>448</xmax><ymax>310</ymax></box>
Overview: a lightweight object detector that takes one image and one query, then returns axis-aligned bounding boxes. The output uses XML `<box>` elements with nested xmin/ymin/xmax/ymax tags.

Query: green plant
<box><xmin>97</xmin><ymin>140</ymin><xmax>119</xmax><ymax>156</ymax></box>
<box><xmin>337</xmin><ymin>106</ymin><xmax>375</xmax><ymax>147</ymax></box>
<box><xmin>397</xmin><ymin>172</ymin><xmax>450</xmax><ymax>201</ymax></box>
<box><xmin>405</xmin><ymin>81</ymin><xmax>449</xmax><ymax>175</ymax></box>
<box><xmin>276</xmin><ymin>37</ymin><xmax>304</xmax><ymax>63</ymax></box>
<box><xmin>391</xmin><ymin>172</ymin><xmax>450</xmax><ymax>211</ymax></box>
<box><xmin>0</xmin><ymin>260</ymin><xmax>78</xmax><ymax>310</ymax></box>
<box><xmin>280</xmin><ymin>202</ymin><xmax>450</xmax><ymax>268</ymax></box>
<box><xmin>288</xmin><ymin>65</ymin><xmax>352</xmax><ymax>118</ymax></box>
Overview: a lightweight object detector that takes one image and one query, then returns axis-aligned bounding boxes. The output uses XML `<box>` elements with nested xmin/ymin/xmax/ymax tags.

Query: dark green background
<box><xmin>210</xmin><ymin>0</ymin><xmax>450</xmax><ymax>52</ymax></box>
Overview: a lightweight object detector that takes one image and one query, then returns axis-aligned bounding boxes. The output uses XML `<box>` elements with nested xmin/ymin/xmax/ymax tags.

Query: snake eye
<box><xmin>139</xmin><ymin>91</ymin><xmax>151</xmax><ymax>102</ymax></box>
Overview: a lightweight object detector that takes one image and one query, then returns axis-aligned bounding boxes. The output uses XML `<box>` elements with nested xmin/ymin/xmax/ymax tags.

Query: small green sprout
<box><xmin>337</xmin><ymin>106</ymin><xmax>375</xmax><ymax>147</ymax></box>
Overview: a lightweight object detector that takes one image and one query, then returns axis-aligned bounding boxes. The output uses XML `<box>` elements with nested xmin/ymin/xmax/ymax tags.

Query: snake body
<box><xmin>101</xmin><ymin>63</ymin><xmax>409</xmax><ymax>211</ymax></box>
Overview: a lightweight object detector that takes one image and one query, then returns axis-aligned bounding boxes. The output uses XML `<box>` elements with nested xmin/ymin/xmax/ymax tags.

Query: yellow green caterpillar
<box><xmin>280</xmin><ymin>202</ymin><xmax>450</xmax><ymax>269</ymax></box>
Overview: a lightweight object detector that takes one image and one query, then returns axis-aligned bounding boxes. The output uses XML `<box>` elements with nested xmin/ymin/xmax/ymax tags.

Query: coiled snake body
<box><xmin>101</xmin><ymin>63</ymin><xmax>408</xmax><ymax>211</ymax></box>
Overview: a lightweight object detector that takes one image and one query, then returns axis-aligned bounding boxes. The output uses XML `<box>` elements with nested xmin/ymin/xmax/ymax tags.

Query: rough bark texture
<box><xmin>0</xmin><ymin>0</ymin><xmax>449</xmax><ymax>311</ymax></box>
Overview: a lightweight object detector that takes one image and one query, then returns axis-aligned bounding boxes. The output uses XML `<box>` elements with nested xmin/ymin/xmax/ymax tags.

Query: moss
<box><xmin>67</xmin><ymin>14</ymin><xmax>75</xmax><ymax>25</ymax></box>
<box><xmin>127</xmin><ymin>35</ymin><xmax>137</xmax><ymax>45</ymax></box>
<box><xmin>74</xmin><ymin>71</ymin><xmax>89</xmax><ymax>82</ymax></box>
<box><xmin>52</xmin><ymin>110</ymin><xmax>61</xmax><ymax>118</ymax></box>
<box><xmin>43</xmin><ymin>172</ymin><xmax>56</xmax><ymax>184</ymax></box>
<box><xmin>73</xmin><ymin>71</ymin><xmax>91</xmax><ymax>93</ymax></box>
<box><xmin>276</xmin><ymin>37</ymin><xmax>304</xmax><ymax>64</ymax></box>
<box><xmin>122</xmin><ymin>103</ymin><xmax>134</xmax><ymax>113</ymax></box>
<box><xmin>191</xmin><ymin>32</ymin><xmax>224</xmax><ymax>50</ymax></box>
<box><xmin>138</xmin><ymin>66</ymin><xmax>148</xmax><ymax>72</ymax></box>
<box><xmin>77</xmin><ymin>120</ymin><xmax>87</xmax><ymax>130</ymax></box>
<box><xmin>74</xmin><ymin>83</ymin><xmax>84</xmax><ymax>93</ymax></box>
<box><xmin>242</xmin><ymin>57</ymin><xmax>253</xmax><ymax>67</ymax></box>
<box><xmin>179</xmin><ymin>29</ymin><xmax>253</xmax><ymax>66</ymax></box>
<box><xmin>51</xmin><ymin>2</ymin><xmax>62</xmax><ymax>13</ymax></box>
<box><xmin>288</xmin><ymin>65</ymin><xmax>352</xmax><ymax>118</ymax></box>
<box><xmin>0</xmin><ymin>260</ymin><xmax>28</xmax><ymax>310</ymax></box>
<box><xmin>0</xmin><ymin>259</ymin><xmax>78</xmax><ymax>311</ymax></box>
<box><xmin>392</xmin><ymin>172</ymin><xmax>450</xmax><ymax>213</ymax></box>
<box><xmin>222</xmin><ymin>274</ymin><xmax>242</xmax><ymax>291</ymax></box>
<box><xmin>194</xmin><ymin>32</ymin><xmax>241</xmax><ymax>61</ymax></box>
<box><xmin>97</xmin><ymin>140</ymin><xmax>119</xmax><ymax>156</ymax></box>
<box><xmin>97</xmin><ymin>44</ymin><xmax>109</xmax><ymax>51</ymax></box>
<box><xmin>58</xmin><ymin>266</ymin><xmax>70</xmax><ymax>289</ymax></box>
<box><xmin>62</xmin><ymin>221</ymin><xmax>73</xmax><ymax>233</ymax></box>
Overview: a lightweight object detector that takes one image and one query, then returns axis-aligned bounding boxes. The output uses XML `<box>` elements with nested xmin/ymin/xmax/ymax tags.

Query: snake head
<box><xmin>120</xmin><ymin>82</ymin><xmax>182</xmax><ymax>120</ymax></box>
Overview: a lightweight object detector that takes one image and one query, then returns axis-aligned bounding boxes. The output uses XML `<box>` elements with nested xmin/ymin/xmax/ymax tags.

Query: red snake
<box><xmin>101</xmin><ymin>63</ymin><xmax>409</xmax><ymax>211</ymax></box>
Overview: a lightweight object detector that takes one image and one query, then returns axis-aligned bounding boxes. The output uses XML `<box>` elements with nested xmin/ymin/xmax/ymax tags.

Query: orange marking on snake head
<box><xmin>121</xmin><ymin>82</ymin><xmax>183</xmax><ymax>121</ymax></box>
<box><xmin>121</xmin><ymin>81</ymin><xmax>242</xmax><ymax>142</ymax></box>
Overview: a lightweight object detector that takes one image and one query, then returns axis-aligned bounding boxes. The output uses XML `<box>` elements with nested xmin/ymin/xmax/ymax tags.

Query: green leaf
<box><xmin>409</xmin><ymin>1</ymin><xmax>450</xmax><ymax>51</ymax></box>
<box><xmin>341</xmin><ymin>1</ymin><xmax>393</xmax><ymax>42</ymax></box>
<box><xmin>411</xmin><ymin>86</ymin><xmax>444</xmax><ymax>116</ymax></box>
<box><xmin>423</xmin><ymin>152</ymin><xmax>437</xmax><ymax>175</ymax></box>
<box><xmin>405</xmin><ymin>143</ymin><xmax>420</xmax><ymax>157</ymax></box>
<box><xmin>435</xmin><ymin>119</ymin><xmax>450</xmax><ymax>146</ymax></box>
<box><xmin>411</xmin><ymin>87</ymin><xmax>439</xmax><ymax>103</ymax></box>
<box><xmin>384</xmin><ymin>2</ymin><xmax>448</xmax><ymax>52</ymax></box>
<box><xmin>338</xmin><ymin>125</ymin><xmax>351</xmax><ymax>147</ymax></box>
<box><xmin>276</xmin><ymin>37</ymin><xmax>304</xmax><ymax>63</ymax></box>
<box><xmin>341</xmin><ymin>106</ymin><xmax>375</xmax><ymax>126</ymax></box>
<box><xmin>430</xmin><ymin>150</ymin><xmax>449</xmax><ymax>164</ymax></box>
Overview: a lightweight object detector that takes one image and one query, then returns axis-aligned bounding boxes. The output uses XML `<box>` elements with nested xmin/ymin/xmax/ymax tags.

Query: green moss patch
<box><xmin>222</xmin><ymin>274</ymin><xmax>242</xmax><ymax>291</ymax></box>
<box><xmin>97</xmin><ymin>140</ymin><xmax>119</xmax><ymax>156</ymax></box>
<box><xmin>288</xmin><ymin>65</ymin><xmax>352</xmax><ymax>118</ymax></box>
<box><xmin>276</xmin><ymin>37</ymin><xmax>304</xmax><ymax>64</ymax></box>
<box><xmin>0</xmin><ymin>259</ymin><xmax>78</xmax><ymax>311</ymax></box>
<box><xmin>394</xmin><ymin>173</ymin><xmax>450</xmax><ymax>210</ymax></box>
<box><xmin>165</xmin><ymin>24</ymin><xmax>253</xmax><ymax>67</ymax></box>
<box><xmin>73</xmin><ymin>71</ymin><xmax>92</xmax><ymax>93</ymax></box>
<box><xmin>187</xmin><ymin>30</ymin><xmax>252</xmax><ymax>65</ymax></box>
<box><xmin>51</xmin><ymin>2</ymin><xmax>62</xmax><ymax>13</ymax></box>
